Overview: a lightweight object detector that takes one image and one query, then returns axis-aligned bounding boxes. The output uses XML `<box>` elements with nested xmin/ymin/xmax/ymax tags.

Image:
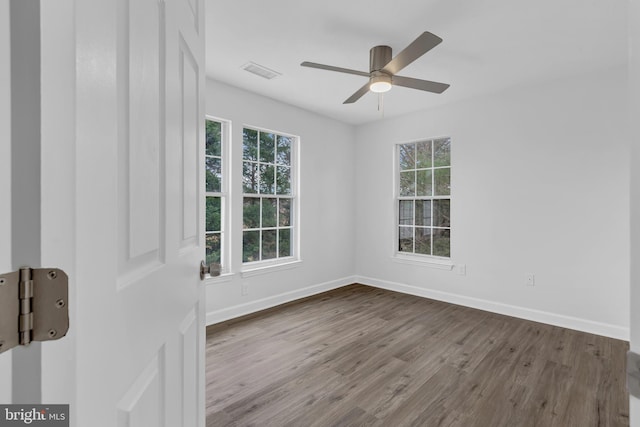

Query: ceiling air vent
<box><xmin>241</xmin><ymin>62</ymin><xmax>282</xmax><ymax>80</ymax></box>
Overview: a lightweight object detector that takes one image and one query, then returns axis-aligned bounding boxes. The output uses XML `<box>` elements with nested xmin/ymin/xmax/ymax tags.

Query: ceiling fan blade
<box><xmin>392</xmin><ymin>75</ymin><xmax>450</xmax><ymax>94</ymax></box>
<box><xmin>382</xmin><ymin>32</ymin><xmax>442</xmax><ymax>75</ymax></box>
<box><xmin>300</xmin><ymin>61</ymin><xmax>370</xmax><ymax>78</ymax></box>
<box><xmin>343</xmin><ymin>82</ymin><xmax>371</xmax><ymax>104</ymax></box>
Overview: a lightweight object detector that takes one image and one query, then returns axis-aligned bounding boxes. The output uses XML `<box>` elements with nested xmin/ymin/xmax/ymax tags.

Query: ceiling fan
<box><xmin>301</xmin><ymin>32</ymin><xmax>450</xmax><ymax>104</ymax></box>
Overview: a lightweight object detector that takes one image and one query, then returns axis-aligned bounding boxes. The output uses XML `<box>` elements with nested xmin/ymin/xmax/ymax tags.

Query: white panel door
<box><xmin>39</xmin><ymin>0</ymin><xmax>206</xmax><ymax>425</ymax></box>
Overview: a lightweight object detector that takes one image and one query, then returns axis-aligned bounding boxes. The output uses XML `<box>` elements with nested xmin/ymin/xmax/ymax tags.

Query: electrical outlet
<box><xmin>457</xmin><ymin>264</ymin><xmax>466</xmax><ymax>276</ymax></box>
<box><xmin>525</xmin><ymin>273</ymin><xmax>535</xmax><ymax>286</ymax></box>
<box><xmin>241</xmin><ymin>284</ymin><xmax>249</xmax><ymax>296</ymax></box>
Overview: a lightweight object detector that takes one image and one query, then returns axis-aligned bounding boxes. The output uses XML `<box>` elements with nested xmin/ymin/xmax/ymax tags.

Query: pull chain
<box><xmin>378</xmin><ymin>93</ymin><xmax>385</xmax><ymax>118</ymax></box>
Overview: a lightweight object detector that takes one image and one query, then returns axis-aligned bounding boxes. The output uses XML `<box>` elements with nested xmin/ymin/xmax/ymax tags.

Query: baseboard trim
<box><xmin>205</xmin><ymin>274</ymin><xmax>629</xmax><ymax>341</ymax></box>
<box><xmin>206</xmin><ymin>276</ymin><xmax>357</xmax><ymax>326</ymax></box>
<box><xmin>356</xmin><ymin>275</ymin><xmax>629</xmax><ymax>341</ymax></box>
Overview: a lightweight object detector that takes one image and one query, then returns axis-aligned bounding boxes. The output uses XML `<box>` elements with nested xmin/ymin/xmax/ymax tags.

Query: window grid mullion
<box><xmin>430</xmin><ymin>139</ymin><xmax>435</xmax><ymax>255</ymax></box>
<box><xmin>412</xmin><ymin>200</ymin><xmax>416</xmax><ymax>253</ymax></box>
<box><xmin>430</xmin><ymin>196</ymin><xmax>434</xmax><ymax>255</ymax></box>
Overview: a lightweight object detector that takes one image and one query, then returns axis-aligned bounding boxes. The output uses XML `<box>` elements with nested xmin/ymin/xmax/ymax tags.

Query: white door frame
<box><xmin>5</xmin><ymin>0</ymin><xmax>47</xmax><ymax>404</ymax></box>
<box><xmin>2</xmin><ymin>0</ymin><xmax>79</xmax><ymax>409</ymax></box>
<box><xmin>0</xmin><ymin>0</ymin><xmax>13</xmax><ymax>403</ymax></box>
<box><xmin>630</xmin><ymin>0</ymin><xmax>640</xmax><ymax>425</ymax></box>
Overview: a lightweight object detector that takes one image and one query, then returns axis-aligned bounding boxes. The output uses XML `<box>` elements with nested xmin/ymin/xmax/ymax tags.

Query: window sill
<box><xmin>205</xmin><ymin>272</ymin><xmax>235</xmax><ymax>285</ymax></box>
<box><xmin>392</xmin><ymin>254</ymin><xmax>454</xmax><ymax>270</ymax></box>
<box><xmin>241</xmin><ymin>259</ymin><xmax>302</xmax><ymax>278</ymax></box>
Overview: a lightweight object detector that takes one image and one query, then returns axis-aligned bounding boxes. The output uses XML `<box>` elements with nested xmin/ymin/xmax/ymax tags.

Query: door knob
<box><xmin>200</xmin><ymin>261</ymin><xmax>221</xmax><ymax>280</ymax></box>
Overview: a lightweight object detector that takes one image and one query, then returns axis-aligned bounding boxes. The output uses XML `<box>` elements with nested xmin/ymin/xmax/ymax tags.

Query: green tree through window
<box><xmin>242</xmin><ymin>127</ymin><xmax>295</xmax><ymax>263</ymax></box>
<box><xmin>205</xmin><ymin>119</ymin><xmax>224</xmax><ymax>266</ymax></box>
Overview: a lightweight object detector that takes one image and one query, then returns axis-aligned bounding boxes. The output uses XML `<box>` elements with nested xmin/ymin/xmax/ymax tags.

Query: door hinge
<box><xmin>0</xmin><ymin>267</ymin><xmax>69</xmax><ymax>354</ymax></box>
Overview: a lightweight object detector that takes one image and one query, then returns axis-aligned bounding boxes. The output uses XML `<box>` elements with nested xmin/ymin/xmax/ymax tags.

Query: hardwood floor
<box><xmin>206</xmin><ymin>284</ymin><xmax>629</xmax><ymax>427</ymax></box>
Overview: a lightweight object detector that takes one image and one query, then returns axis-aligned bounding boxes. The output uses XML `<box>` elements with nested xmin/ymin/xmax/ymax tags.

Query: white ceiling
<box><xmin>205</xmin><ymin>0</ymin><xmax>628</xmax><ymax>125</ymax></box>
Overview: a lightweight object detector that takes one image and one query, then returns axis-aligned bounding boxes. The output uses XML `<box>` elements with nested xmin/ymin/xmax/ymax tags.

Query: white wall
<box><xmin>629</xmin><ymin>0</ymin><xmax>640</xmax><ymax>423</ymax></box>
<box><xmin>205</xmin><ymin>79</ymin><xmax>356</xmax><ymax>322</ymax></box>
<box><xmin>355</xmin><ymin>66</ymin><xmax>630</xmax><ymax>339</ymax></box>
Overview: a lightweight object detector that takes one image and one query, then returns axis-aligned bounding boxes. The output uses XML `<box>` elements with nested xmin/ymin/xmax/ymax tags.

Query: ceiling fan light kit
<box><xmin>301</xmin><ymin>31</ymin><xmax>450</xmax><ymax>105</ymax></box>
<box><xmin>369</xmin><ymin>73</ymin><xmax>392</xmax><ymax>93</ymax></box>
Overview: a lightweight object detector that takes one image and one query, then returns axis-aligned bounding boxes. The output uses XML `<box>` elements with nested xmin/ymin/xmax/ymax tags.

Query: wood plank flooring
<box><xmin>206</xmin><ymin>284</ymin><xmax>629</xmax><ymax>427</ymax></box>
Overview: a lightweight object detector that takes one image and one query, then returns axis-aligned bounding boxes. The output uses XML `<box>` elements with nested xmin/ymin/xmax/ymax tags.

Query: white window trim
<box><xmin>205</xmin><ymin>116</ymin><xmax>231</xmax><ymax>276</ymax></box>
<box><xmin>241</xmin><ymin>259</ymin><xmax>303</xmax><ymax>278</ymax></box>
<box><xmin>391</xmin><ymin>253</ymin><xmax>453</xmax><ymax>270</ymax></box>
<box><xmin>392</xmin><ymin>137</ymin><xmax>452</xmax><ymax>264</ymax></box>
<box><xmin>241</xmin><ymin>124</ymin><xmax>300</xmax><ymax>267</ymax></box>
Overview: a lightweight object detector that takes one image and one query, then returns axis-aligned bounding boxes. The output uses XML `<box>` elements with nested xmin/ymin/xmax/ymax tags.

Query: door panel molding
<box><xmin>117</xmin><ymin>0</ymin><xmax>166</xmax><ymax>286</ymax></box>
<box><xmin>117</xmin><ymin>350</ymin><xmax>165</xmax><ymax>427</ymax></box>
<box><xmin>179</xmin><ymin>37</ymin><xmax>200</xmax><ymax>248</ymax></box>
<box><xmin>180</xmin><ymin>308</ymin><xmax>198</xmax><ymax>427</ymax></box>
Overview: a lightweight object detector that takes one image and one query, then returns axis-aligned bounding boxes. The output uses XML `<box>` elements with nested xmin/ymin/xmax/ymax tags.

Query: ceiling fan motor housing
<box><xmin>370</xmin><ymin>45</ymin><xmax>392</xmax><ymax>73</ymax></box>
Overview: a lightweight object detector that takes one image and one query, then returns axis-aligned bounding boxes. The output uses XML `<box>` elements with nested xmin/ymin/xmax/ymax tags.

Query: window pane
<box><xmin>279</xmin><ymin>228</ymin><xmax>291</xmax><ymax>257</ymax></box>
<box><xmin>205</xmin><ymin>233</ymin><xmax>221</xmax><ymax>265</ymax></box>
<box><xmin>242</xmin><ymin>231</ymin><xmax>260</xmax><ymax>262</ymax></box>
<box><xmin>434</xmin><ymin>168</ymin><xmax>451</xmax><ymax>196</ymax></box>
<box><xmin>242</xmin><ymin>161</ymin><xmax>258</xmax><ymax>194</ymax></box>
<box><xmin>398</xmin><ymin>226</ymin><xmax>413</xmax><ymax>252</ymax></box>
<box><xmin>206</xmin><ymin>120</ymin><xmax>221</xmax><ymax>156</ymax></box>
<box><xmin>243</xmin><ymin>128</ymin><xmax>258</xmax><ymax>161</ymax></box>
<box><xmin>399</xmin><ymin>144</ymin><xmax>415</xmax><ymax>170</ymax></box>
<box><xmin>260</xmin><ymin>132</ymin><xmax>275</xmax><ymax>163</ymax></box>
<box><xmin>415</xmin><ymin>227</ymin><xmax>431</xmax><ymax>255</ymax></box>
<box><xmin>206</xmin><ymin>157</ymin><xmax>221</xmax><ymax>193</ymax></box>
<box><xmin>433</xmin><ymin>228</ymin><xmax>451</xmax><ymax>257</ymax></box>
<box><xmin>434</xmin><ymin>138</ymin><xmax>451</xmax><ymax>167</ymax></box>
<box><xmin>433</xmin><ymin>200</ymin><xmax>450</xmax><ymax>228</ymax></box>
<box><xmin>243</xmin><ymin>198</ymin><xmax>260</xmax><ymax>229</ymax></box>
<box><xmin>416</xmin><ymin>169</ymin><xmax>432</xmax><ymax>197</ymax></box>
<box><xmin>399</xmin><ymin>200</ymin><xmax>413</xmax><ymax>225</ymax></box>
<box><xmin>262</xmin><ymin>230</ymin><xmax>277</xmax><ymax>260</ymax></box>
<box><xmin>400</xmin><ymin>171</ymin><xmax>415</xmax><ymax>196</ymax></box>
<box><xmin>259</xmin><ymin>164</ymin><xmax>275</xmax><ymax>194</ymax></box>
<box><xmin>279</xmin><ymin>199</ymin><xmax>291</xmax><ymax>226</ymax></box>
<box><xmin>243</xmin><ymin>128</ymin><xmax>296</xmax><ymax>264</ymax></box>
<box><xmin>276</xmin><ymin>166</ymin><xmax>291</xmax><ymax>195</ymax></box>
<box><xmin>416</xmin><ymin>140</ymin><xmax>432</xmax><ymax>168</ymax></box>
<box><xmin>277</xmin><ymin>135</ymin><xmax>291</xmax><ymax>166</ymax></box>
<box><xmin>396</xmin><ymin>138</ymin><xmax>450</xmax><ymax>259</ymax></box>
<box><xmin>415</xmin><ymin>200</ymin><xmax>432</xmax><ymax>227</ymax></box>
<box><xmin>262</xmin><ymin>198</ymin><xmax>277</xmax><ymax>228</ymax></box>
<box><xmin>206</xmin><ymin>197</ymin><xmax>221</xmax><ymax>232</ymax></box>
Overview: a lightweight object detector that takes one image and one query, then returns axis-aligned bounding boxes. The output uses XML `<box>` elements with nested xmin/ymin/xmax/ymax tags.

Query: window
<box><xmin>397</xmin><ymin>138</ymin><xmax>451</xmax><ymax>258</ymax></box>
<box><xmin>205</xmin><ymin>118</ymin><xmax>228</xmax><ymax>269</ymax></box>
<box><xmin>242</xmin><ymin>127</ymin><xmax>296</xmax><ymax>263</ymax></box>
